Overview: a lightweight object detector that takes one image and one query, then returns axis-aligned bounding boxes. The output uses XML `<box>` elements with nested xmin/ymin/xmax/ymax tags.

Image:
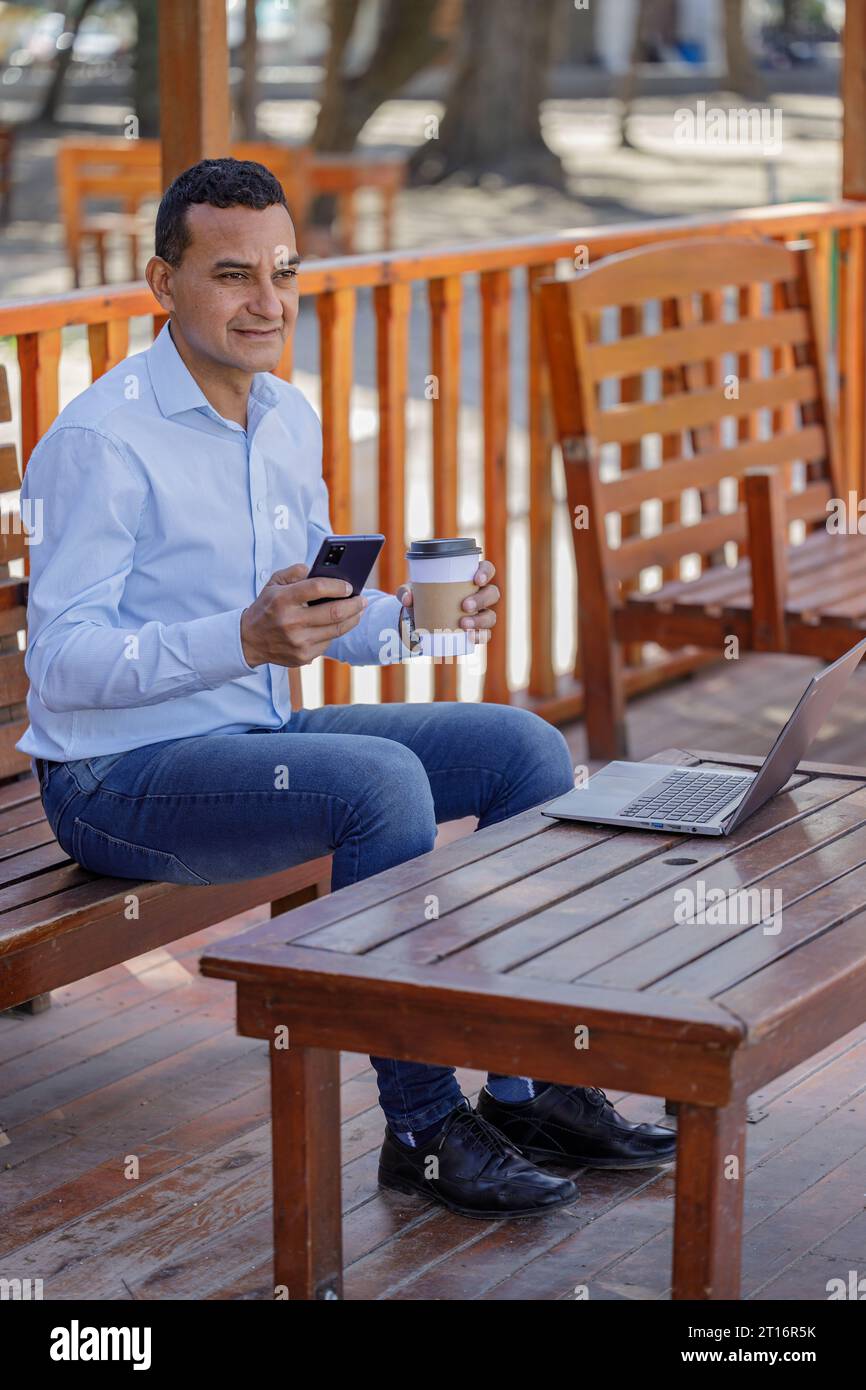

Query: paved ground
<box><xmin>0</xmin><ymin>85</ymin><xmax>842</xmax><ymax>298</ymax></box>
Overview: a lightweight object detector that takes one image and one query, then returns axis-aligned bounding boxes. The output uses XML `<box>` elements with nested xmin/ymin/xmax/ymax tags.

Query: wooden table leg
<box><xmin>270</xmin><ymin>1042</ymin><xmax>343</xmax><ymax>1300</ymax></box>
<box><xmin>672</xmin><ymin>1098</ymin><xmax>746</xmax><ymax>1299</ymax></box>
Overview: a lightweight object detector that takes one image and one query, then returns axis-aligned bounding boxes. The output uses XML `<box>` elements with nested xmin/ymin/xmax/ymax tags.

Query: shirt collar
<box><xmin>146</xmin><ymin>319</ymin><xmax>281</xmax><ymax>423</ymax></box>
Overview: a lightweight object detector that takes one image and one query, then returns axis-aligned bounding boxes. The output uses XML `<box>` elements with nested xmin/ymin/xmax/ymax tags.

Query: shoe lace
<box><xmin>552</xmin><ymin>1083</ymin><xmax>610</xmax><ymax>1111</ymax></box>
<box><xmin>441</xmin><ymin>1104</ymin><xmax>516</xmax><ymax>1161</ymax></box>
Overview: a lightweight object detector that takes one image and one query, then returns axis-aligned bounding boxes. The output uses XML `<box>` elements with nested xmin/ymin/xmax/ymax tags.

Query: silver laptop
<box><xmin>542</xmin><ymin>636</ymin><xmax>866</xmax><ymax>837</ymax></box>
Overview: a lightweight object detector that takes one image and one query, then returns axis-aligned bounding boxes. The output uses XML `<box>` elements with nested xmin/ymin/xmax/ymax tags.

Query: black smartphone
<box><xmin>306</xmin><ymin>534</ymin><xmax>386</xmax><ymax>605</ymax></box>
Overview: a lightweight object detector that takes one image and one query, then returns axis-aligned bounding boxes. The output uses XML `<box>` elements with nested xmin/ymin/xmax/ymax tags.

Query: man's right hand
<box><xmin>240</xmin><ymin>563</ymin><xmax>367</xmax><ymax>669</ymax></box>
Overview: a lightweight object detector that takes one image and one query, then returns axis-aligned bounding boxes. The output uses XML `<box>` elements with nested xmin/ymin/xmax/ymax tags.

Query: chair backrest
<box><xmin>539</xmin><ymin>235</ymin><xmax>840</xmax><ymax>600</ymax></box>
<box><xmin>56</xmin><ymin>139</ymin><xmax>313</xmax><ymax>271</ymax></box>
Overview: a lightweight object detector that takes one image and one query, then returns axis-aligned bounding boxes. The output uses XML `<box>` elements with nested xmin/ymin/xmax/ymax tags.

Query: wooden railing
<box><xmin>2</xmin><ymin>200</ymin><xmax>865</xmax><ymax>726</ymax></box>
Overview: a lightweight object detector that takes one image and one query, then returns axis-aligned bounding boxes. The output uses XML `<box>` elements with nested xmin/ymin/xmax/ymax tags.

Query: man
<box><xmin>19</xmin><ymin>159</ymin><xmax>675</xmax><ymax>1220</ymax></box>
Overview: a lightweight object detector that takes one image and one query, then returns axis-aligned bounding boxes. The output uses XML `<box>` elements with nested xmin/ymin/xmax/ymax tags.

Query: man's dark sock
<box><xmin>484</xmin><ymin>1076</ymin><xmax>551</xmax><ymax>1104</ymax></box>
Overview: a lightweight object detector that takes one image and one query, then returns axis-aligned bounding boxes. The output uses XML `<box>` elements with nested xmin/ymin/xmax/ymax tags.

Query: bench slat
<box><xmin>0</xmin><ymin>858</ymin><xmax>331</xmax><ymax>1010</ymax></box>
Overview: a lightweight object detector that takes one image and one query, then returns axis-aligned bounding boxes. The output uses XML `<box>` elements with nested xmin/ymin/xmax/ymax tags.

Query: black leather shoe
<box><xmin>476</xmin><ymin>1085</ymin><xmax>677</xmax><ymax>1170</ymax></box>
<box><xmin>378</xmin><ymin>1103</ymin><xmax>579</xmax><ymax>1219</ymax></box>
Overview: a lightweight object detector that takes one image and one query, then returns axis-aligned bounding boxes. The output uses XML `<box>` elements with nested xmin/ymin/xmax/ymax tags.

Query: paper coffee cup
<box><xmin>406</xmin><ymin>537</ymin><xmax>482</xmax><ymax>658</ymax></box>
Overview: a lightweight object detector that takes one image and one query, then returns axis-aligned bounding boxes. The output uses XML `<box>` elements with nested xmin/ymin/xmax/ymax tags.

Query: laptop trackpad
<box><xmin>545</xmin><ymin>761</ymin><xmax>675</xmax><ymax>818</ymax></box>
<box><xmin>592</xmin><ymin>762</ymin><xmax>672</xmax><ymax>797</ymax></box>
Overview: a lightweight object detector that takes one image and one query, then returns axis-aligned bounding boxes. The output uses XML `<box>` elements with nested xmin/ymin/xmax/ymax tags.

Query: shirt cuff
<box><xmin>188</xmin><ymin>606</ymin><xmax>257</xmax><ymax>687</ymax></box>
<box><xmin>365</xmin><ymin>592</ymin><xmax>408</xmax><ymax>664</ymax></box>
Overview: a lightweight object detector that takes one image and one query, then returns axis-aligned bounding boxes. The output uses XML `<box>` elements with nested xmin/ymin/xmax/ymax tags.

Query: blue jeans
<box><xmin>38</xmin><ymin>701</ymin><xmax>575</xmax><ymax>1132</ymax></box>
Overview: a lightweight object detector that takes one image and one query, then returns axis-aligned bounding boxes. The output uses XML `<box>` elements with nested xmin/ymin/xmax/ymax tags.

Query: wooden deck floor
<box><xmin>3</xmin><ymin>651</ymin><xmax>866</xmax><ymax>1301</ymax></box>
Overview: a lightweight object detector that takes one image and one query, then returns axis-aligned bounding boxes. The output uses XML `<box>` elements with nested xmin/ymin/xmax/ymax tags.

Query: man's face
<box><xmin>152</xmin><ymin>202</ymin><xmax>300</xmax><ymax>374</ymax></box>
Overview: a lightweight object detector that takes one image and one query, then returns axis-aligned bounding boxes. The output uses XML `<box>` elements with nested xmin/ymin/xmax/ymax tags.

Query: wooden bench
<box><xmin>539</xmin><ymin>235</ymin><xmax>862</xmax><ymax>760</ymax></box>
<box><xmin>0</xmin><ymin>360</ymin><xmax>331</xmax><ymax>1014</ymax></box>
<box><xmin>201</xmin><ymin>746</ymin><xmax>866</xmax><ymax>1300</ymax></box>
<box><xmin>57</xmin><ymin>138</ymin><xmax>405</xmax><ymax>285</ymax></box>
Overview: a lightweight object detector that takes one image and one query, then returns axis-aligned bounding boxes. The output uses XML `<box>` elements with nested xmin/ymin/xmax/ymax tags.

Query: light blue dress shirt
<box><xmin>17</xmin><ymin>321</ymin><xmax>403</xmax><ymax>765</ymax></box>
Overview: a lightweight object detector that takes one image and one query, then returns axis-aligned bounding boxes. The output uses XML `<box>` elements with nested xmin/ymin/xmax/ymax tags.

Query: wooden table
<box><xmin>200</xmin><ymin>748</ymin><xmax>866</xmax><ymax>1300</ymax></box>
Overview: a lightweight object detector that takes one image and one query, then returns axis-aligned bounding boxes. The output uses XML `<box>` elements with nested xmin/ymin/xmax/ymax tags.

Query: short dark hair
<box><xmin>155</xmin><ymin>157</ymin><xmax>289</xmax><ymax>267</ymax></box>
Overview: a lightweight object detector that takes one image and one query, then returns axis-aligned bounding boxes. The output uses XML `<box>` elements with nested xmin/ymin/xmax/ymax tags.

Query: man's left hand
<box><xmin>396</xmin><ymin>560</ymin><xmax>500</xmax><ymax>646</ymax></box>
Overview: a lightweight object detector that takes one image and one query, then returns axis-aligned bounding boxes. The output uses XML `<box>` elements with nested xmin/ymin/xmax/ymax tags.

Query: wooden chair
<box><xmin>56</xmin><ymin>140</ymin><xmax>313</xmax><ymax>286</ymax></box>
<box><xmin>56</xmin><ymin>138</ymin><xmax>406</xmax><ymax>285</ymax></box>
<box><xmin>0</xmin><ymin>363</ymin><xmax>330</xmax><ymax>1014</ymax></box>
<box><xmin>539</xmin><ymin>234</ymin><xmax>862</xmax><ymax>760</ymax></box>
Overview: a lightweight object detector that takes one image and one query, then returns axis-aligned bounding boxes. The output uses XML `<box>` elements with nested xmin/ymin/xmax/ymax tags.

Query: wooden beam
<box><xmin>842</xmin><ymin>6</ymin><xmax>866</xmax><ymax>493</ymax></box>
<box><xmin>843</xmin><ymin>3</ymin><xmax>866</xmax><ymax>198</ymax></box>
<box><xmin>158</xmin><ymin>0</ymin><xmax>231</xmax><ymax>185</ymax></box>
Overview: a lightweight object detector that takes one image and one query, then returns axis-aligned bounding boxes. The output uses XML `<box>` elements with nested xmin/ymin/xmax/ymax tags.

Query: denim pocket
<box><xmin>40</xmin><ymin>765</ymin><xmax>85</xmax><ymax>855</ymax></box>
<box><xmin>71</xmin><ymin>816</ymin><xmax>211</xmax><ymax>886</ymax></box>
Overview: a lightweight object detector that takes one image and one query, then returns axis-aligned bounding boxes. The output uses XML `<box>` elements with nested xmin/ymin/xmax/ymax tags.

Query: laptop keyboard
<box><xmin>620</xmin><ymin>771</ymin><xmax>747</xmax><ymax>824</ymax></box>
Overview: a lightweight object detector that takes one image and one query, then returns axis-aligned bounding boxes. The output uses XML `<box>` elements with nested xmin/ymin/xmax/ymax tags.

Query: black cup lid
<box><xmin>405</xmin><ymin>537</ymin><xmax>481</xmax><ymax>559</ymax></box>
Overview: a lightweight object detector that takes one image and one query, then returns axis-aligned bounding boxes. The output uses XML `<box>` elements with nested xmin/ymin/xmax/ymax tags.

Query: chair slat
<box><xmin>0</xmin><ymin>444</ymin><xmax>20</xmax><ymax>492</ymax></box>
<box><xmin>0</xmin><ymin>718</ymin><xmax>30</xmax><ymax>780</ymax></box>
<box><xmin>609</xmin><ymin>509</ymin><xmax>748</xmax><ymax>582</ymax></box>
<box><xmin>0</xmin><ymin>583</ymin><xmax>27</xmax><ymax>624</ymax></box>
<box><xmin>586</xmin><ymin>308</ymin><xmax>811</xmax><ymax>381</ymax></box>
<box><xmin>567</xmin><ymin>237</ymin><xmax>802</xmax><ymax>310</ymax></box>
<box><xmin>785</xmin><ymin>479</ymin><xmax>833</xmax><ymax>525</ymax></box>
<box><xmin>0</xmin><ymin>649</ymin><xmax>28</xmax><ymax>705</ymax></box>
<box><xmin>602</xmin><ymin>426</ymin><xmax>827</xmax><ymax>512</ymax></box>
<box><xmin>0</xmin><ymin>365</ymin><xmax>11</xmax><ymax>423</ymax></box>
<box><xmin>595</xmin><ymin>366</ymin><xmax>819</xmax><ymax>447</ymax></box>
<box><xmin>0</xmin><ymin>526</ymin><xmax>26</xmax><ymax>567</ymax></box>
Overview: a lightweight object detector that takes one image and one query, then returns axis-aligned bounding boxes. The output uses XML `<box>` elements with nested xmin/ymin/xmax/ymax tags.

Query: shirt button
<box><xmin>256</xmin><ymin>499</ymin><xmax>265</xmax><ymax>513</ymax></box>
<box><xmin>259</xmin><ymin>568</ymin><xmax>268</xmax><ymax>582</ymax></box>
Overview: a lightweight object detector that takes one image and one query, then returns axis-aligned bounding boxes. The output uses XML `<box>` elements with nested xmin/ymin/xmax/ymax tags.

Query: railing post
<box><xmin>480</xmin><ymin>269</ymin><xmax>511</xmax><ymax>707</ymax></box>
<box><xmin>17</xmin><ymin>330</ymin><xmax>61</xmax><ymax>470</ymax></box>
<box><xmin>158</xmin><ymin>0</ymin><xmax>231</xmax><ymax>184</ymax></box>
<box><xmin>842</xmin><ymin>3</ymin><xmax>866</xmax><ymax>498</ymax></box>
<box><xmin>527</xmin><ymin>264</ymin><xmax>556</xmax><ymax>700</ymax></box>
<box><xmin>317</xmin><ymin>287</ymin><xmax>356</xmax><ymax>708</ymax></box>
<box><xmin>88</xmin><ymin>321</ymin><xmax>130</xmax><ymax>380</ymax></box>
<box><xmin>428</xmin><ymin>276</ymin><xmax>462</xmax><ymax>703</ymax></box>
<box><xmin>375</xmin><ymin>282</ymin><xmax>410</xmax><ymax>705</ymax></box>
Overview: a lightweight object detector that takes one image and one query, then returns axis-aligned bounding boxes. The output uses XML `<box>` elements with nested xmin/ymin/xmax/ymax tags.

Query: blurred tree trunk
<box><xmin>313</xmin><ymin>0</ymin><xmax>446</xmax><ymax>153</ymax></box>
<box><xmin>239</xmin><ymin>0</ymin><xmax>258</xmax><ymax>139</ymax></box>
<box><xmin>132</xmin><ymin>0</ymin><xmax>160</xmax><ymax>137</ymax></box>
<box><xmin>782</xmin><ymin>0</ymin><xmax>805</xmax><ymax>29</ymax></box>
<box><xmin>37</xmin><ymin>0</ymin><xmax>97</xmax><ymax>123</ymax></box>
<box><xmin>723</xmin><ymin>0</ymin><xmax>766</xmax><ymax>99</ymax></box>
<box><xmin>411</xmin><ymin>0</ymin><xmax>563</xmax><ymax>186</ymax></box>
<box><xmin>617</xmin><ymin>0</ymin><xmax>655</xmax><ymax>149</ymax></box>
